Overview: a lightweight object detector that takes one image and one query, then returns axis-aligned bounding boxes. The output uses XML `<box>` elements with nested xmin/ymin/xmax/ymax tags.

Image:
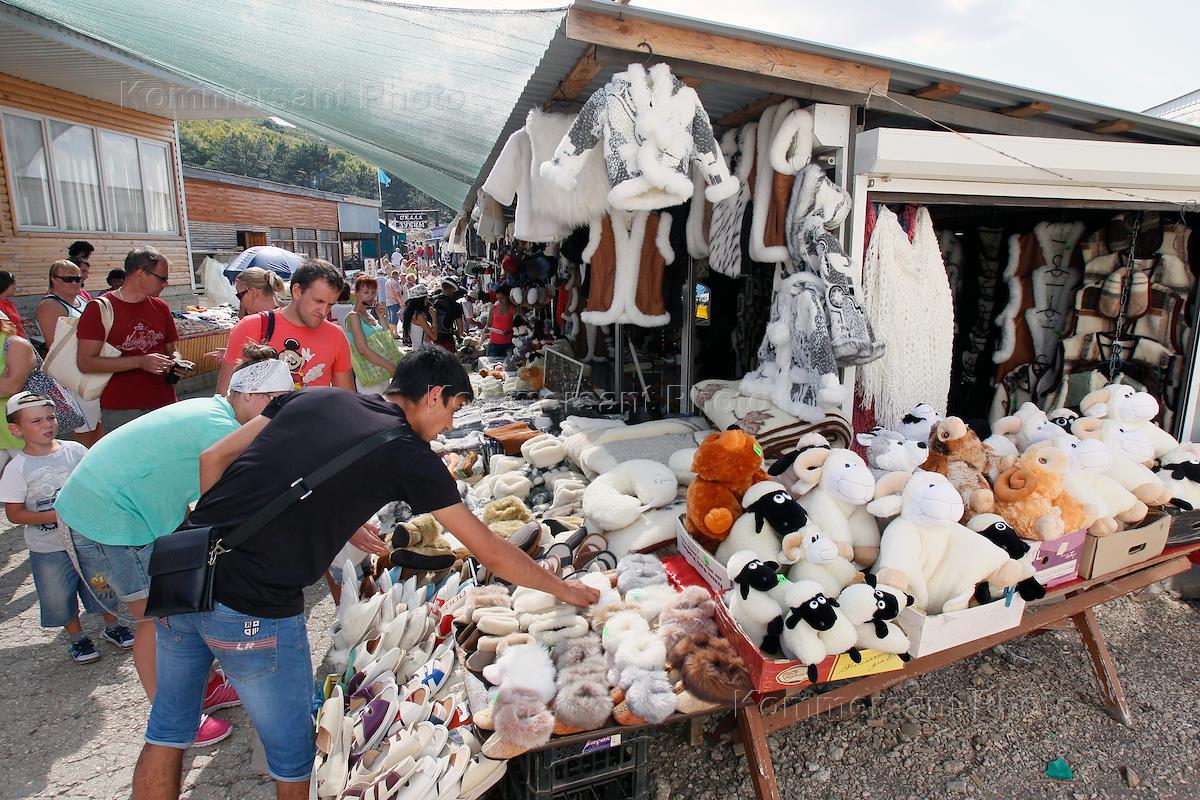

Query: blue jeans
<box><xmin>486</xmin><ymin>342</ymin><xmax>514</xmax><ymax>358</ymax></box>
<box><xmin>386</xmin><ymin>303</ymin><xmax>402</xmax><ymax>325</ymax></box>
<box><xmin>70</xmin><ymin>532</ymin><xmax>154</xmax><ymax>604</ymax></box>
<box><xmin>29</xmin><ymin>549</ymin><xmax>107</xmax><ymax>628</ymax></box>
<box><xmin>147</xmin><ymin>603</ymin><xmax>314</xmax><ymax>781</ymax></box>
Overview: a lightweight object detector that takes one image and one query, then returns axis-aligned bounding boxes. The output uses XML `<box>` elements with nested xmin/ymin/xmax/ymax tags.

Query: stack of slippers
<box><xmin>536</xmin><ymin>527</ymin><xmax>616</xmax><ymax>576</ymax></box>
<box><xmin>552</xmin><ymin>634</ymin><xmax>612</xmax><ymax>734</ymax></box>
<box><xmin>479</xmin><ymin>643</ymin><xmax>557</xmax><ymax>759</ymax></box>
<box><xmin>659</xmin><ymin>587</ymin><xmax>753</xmax><ymax>711</ymax></box>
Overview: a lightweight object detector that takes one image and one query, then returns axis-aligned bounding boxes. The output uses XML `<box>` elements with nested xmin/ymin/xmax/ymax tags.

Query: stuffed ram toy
<box><xmin>1081</xmin><ymin>383</ymin><xmax>1178</xmax><ymax>459</ymax></box>
<box><xmin>836</xmin><ymin>573</ymin><xmax>914</xmax><ymax>660</ymax></box>
<box><xmin>872</xmin><ymin>471</ymin><xmax>1025</xmax><ymax>614</ymax></box>
<box><xmin>991</xmin><ymin>442</ymin><xmax>1097</xmax><ymax>541</ymax></box>
<box><xmin>1093</xmin><ymin>421</ymin><xmax>1172</xmax><ymax>507</ymax></box>
<box><xmin>1157</xmin><ymin>445</ymin><xmax>1200</xmax><ymax>510</ymax></box>
<box><xmin>769</xmin><ymin>445</ymin><xmax>880</xmax><ymax>596</ymax></box>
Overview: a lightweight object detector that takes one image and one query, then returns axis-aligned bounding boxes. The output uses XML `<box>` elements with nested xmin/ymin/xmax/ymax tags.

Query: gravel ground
<box><xmin>3</xmin><ymin>511</ymin><xmax>1198</xmax><ymax>799</ymax></box>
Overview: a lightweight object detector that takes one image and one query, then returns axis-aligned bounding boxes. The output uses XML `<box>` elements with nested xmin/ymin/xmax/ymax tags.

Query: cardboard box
<box><xmin>1079</xmin><ymin>512</ymin><xmax>1170</xmax><ymax>579</ymax></box>
<box><xmin>662</xmin><ymin>555</ymin><xmax>903</xmax><ymax>694</ymax></box>
<box><xmin>896</xmin><ymin>594</ymin><xmax>1025</xmax><ymax>659</ymax></box>
<box><xmin>1028</xmin><ymin>529</ymin><xmax>1087</xmax><ymax>588</ymax></box>
<box><xmin>675</xmin><ymin>517</ymin><xmax>732</xmax><ymax>594</ymax></box>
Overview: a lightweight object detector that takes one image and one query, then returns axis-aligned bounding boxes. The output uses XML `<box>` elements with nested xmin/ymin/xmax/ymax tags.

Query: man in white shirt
<box><xmin>389</xmin><ymin>248</ymin><xmax>403</xmax><ymax>269</ymax></box>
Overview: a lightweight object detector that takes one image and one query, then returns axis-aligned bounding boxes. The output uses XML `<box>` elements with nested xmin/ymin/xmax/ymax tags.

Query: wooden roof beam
<box><xmin>1081</xmin><ymin>119</ymin><xmax>1136</xmax><ymax>135</ymax></box>
<box><xmin>718</xmin><ymin>94</ymin><xmax>787</xmax><ymax>127</ymax></box>
<box><xmin>544</xmin><ymin>44</ymin><xmax>605</xmax><ymax>110</ymax></box>
<box><xmin>913</xmin><ymin>81</ymin><xmax>960</xmax><ymax>101</ymax></box>
<box><xmin>999</xmin><ymin>101</ymin><xmax>1050</xmax><ymax>118</ymax></box>
<box><xmin>680</xmin><ymin>76</ymin><xmax>704</xmax><ymax>89</ymax></box>
<box><xmin>566</xmin><ymin>7</ymin><xmax>889</xmax><ymax>95</ymax></box>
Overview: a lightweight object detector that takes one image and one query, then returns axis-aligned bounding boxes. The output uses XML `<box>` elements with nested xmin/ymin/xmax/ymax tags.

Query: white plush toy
<box><xmin>835</xmin><ymin>573</ymin><xmax>913</xmax><ymax>660</ymax></box>
<box><xmin>872</xmin><ymin>471</ymin><xmax>1025</xmax><ymax>614</ymax></box>
<box><xmin>982</xmin><ymin>414</ymin><xmax>1022</xmax><ymax>460</ymax></box>
<box><xmin>1050</xmin><ymin>433</ymin><xmax>1143</xmax><ymax>531</ymax></box>
<box><xmin>769</xmin><ymin>446</ymin><xmax>880</xmax><ymax>596</ymax></box>
<box><xmin>1082</xmin><ymin>383</ymin><xmax>1179</xmax><ymax>459</ymax></box>
<box><xmin>1157</xmin><ymin>445</ymin><xmax>1200</xmax><ymax>510</ymax></box>
<box><xmin>778</xmin><ymin>580</ymin><xmax>836</xmax><ymax>683</ymax></box>
<box><xmin>1094</xmin><ymin>421</ymin><xmax>1172</xmax><ymax>507</ymax></box>
<box><xmin>668</xmin><ymin>447</ymin><xmax>698</xmax><ymax>486</ymax></box>
<box><xmin>856</xmin><ymin>428</ymin><xmax>929</xmax><ymax>479</ymax></box>
<box><xmin>581</xmin><ymin>459</ymin><xmax>679</xmax><ymax>532</ymax></box>
<box><xmin>724</xmin><ymin>551</ymin><xmax>785</xmax><ymax>653</ymax></box>
<box><xmin>1011</xmin><ymin>402</ymin><xmax>1064</xmax><ymax>452</ymax></box>
<box><xmin>715</xmin><ymin>481</ymin><xmax>812</xmax><ymax>566</ymax></box>
<box><xmin>965</xmin><ymin>513</ymin><xmax>1046</xmax><ymax>603</ymax></box>
<box><xmin>521</xmin><ymin>434</ymin><xmax>566</xmax><ymax>469</ymax></box>
<box><xmin>898</xmin><ymin>403</ymin><xmax>941</xmax><ymax>444</ymax></box>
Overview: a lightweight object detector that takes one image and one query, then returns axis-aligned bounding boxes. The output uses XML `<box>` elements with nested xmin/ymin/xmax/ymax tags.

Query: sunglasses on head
<box><xmin>54</xmin><ymin>274</ymin><xmax>82</xmax><ymax>283</ymax></box>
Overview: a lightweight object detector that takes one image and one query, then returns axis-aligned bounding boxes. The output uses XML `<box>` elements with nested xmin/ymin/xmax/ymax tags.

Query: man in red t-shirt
<box><xmin>217</xmin><ymin>259</ymin><xmax>354</xmax><ymax>395</ymax></box>
<box><xmin>77</xmin><ymin>246</ymin><xmax>179</xmax><ymax>432</ymax></box>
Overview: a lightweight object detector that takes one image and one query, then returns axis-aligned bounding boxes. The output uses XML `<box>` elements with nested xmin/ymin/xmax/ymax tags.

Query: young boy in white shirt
<box><xmin>0</xmin><ymin>392</ymin><xmax>133</xmax><ymax>663</ymax></box>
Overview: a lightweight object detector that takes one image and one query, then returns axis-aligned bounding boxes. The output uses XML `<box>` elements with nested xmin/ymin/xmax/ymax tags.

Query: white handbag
<box><xmin>43</xmin><ymin>296</ymin><xmax>121</xmax><ymax>401</ymax></box>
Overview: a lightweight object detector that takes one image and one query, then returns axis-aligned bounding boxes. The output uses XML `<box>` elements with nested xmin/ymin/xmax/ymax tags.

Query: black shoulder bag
<box><xmin>146</xmin><ymin>425</ymin><xmax>409</xmax><ymax>617</ymax></box>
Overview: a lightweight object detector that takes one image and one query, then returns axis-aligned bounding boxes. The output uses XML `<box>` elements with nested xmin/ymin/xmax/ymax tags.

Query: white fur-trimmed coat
<box><xmin>540</xmin><ymin>63</ymin><xmax>738</xmax><ymax>212</ymax></box>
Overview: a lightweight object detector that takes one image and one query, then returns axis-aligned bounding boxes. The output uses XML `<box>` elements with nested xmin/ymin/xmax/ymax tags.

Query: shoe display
<box><xmin>68</xmin><ymin>637</ymin><xmax>100</xmax><ymax>664</ymax></box>
<box><xmin>352</xmin><ymin>683</ymin><xmax>400</xmax><ymax>756</ymax></box>
<box><xmin>100</xmin><ymin>625</ymin><xmax>135</xmax><ymax>649</ymax></box>
<box><xmin>201</xmin><ymin>671</ymin><xmax>242</xmax><ymax>714</ymax></box>
<box><xmin>192</xmin><ymin>714</ymin><xmax>233</xmax><ymax>748</ymax></box>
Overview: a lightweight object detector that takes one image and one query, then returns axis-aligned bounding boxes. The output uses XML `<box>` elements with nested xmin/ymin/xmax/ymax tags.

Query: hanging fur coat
<box><xmin>473</xmin><ymin>188</ymin><xmax>507</xmax><ymax>243</ymax></box>
<box><xmin>707</xmin><ymin>123</ymin><xmax>755</xmax><ymax>278</ymax></box>
<box><xmin>786</xmin><ymin>163</ymin><xmax>885</xmax><ymax>367</ymax></box>
<box><xmin>580</xmin><ymin>210</ymin><xmax>674</xmax><ymax>327</ymax></box>
<box><xmin>748</xmin><ymin>100</ymin><xmax>814</xmax><ymax>265</ymax></box>
<box><xmin>740</xmin><ymin>268</ymin><xmax>846</xmax><ymax>422</ymax></box>
<box><xmin>483</xmin><ymin>109</ymin><xmax>608</xmax><ymax>243</ymax></box>
<box><xmin>541</xmin><ymin>63</ymin><xmax>738</xmax><ymax>212</ymax></box>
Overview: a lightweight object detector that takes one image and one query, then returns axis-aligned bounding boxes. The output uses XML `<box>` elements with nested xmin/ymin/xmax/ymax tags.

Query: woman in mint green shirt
<box><xmin>57</xmin><ymin>345</ymin><xmax>293</xmax><ymax>704</ymax></box>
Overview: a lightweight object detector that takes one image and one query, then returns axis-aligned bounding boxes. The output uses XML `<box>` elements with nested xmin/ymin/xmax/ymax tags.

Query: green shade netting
<box><xmin>6</xmin><ymin>0</ymin><xmax>568</xmax><ymax>207</ymax></box>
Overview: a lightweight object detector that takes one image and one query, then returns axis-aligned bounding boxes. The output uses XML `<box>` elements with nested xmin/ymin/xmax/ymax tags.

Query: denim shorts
<box><xmin>147</xmin><ymin>603</ymin><xmax>315</xmax><ymax>781</ymax></box>
<box><xmin>29</xmin><ymin>549</ymin><xmax>107</xmax><ymax>628</ymax></box>
<box><xmin>386</xmin><ymin>303</ymin><xmax>402</xmax><ymax>325</ymax></box>
<box><xmin>70</xmin><ymin>532</ymin><xmax>154</xmax><ymax>604</ymax></box>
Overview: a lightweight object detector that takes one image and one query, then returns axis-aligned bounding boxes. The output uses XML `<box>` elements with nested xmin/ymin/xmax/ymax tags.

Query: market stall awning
<box><xmin>1</xmin><ymin>0</ymin><xmax>568</xmax><ymax>208</ymax></box>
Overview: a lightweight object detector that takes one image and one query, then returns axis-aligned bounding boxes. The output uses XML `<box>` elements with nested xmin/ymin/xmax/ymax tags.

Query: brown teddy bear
<box><xmin>924</xmin><ymin>417</ymin><xmax>1007</xmax><ymax>520</ymax></box>
<box><xmin>518</xmin><ymin>362</ymin><xmax>544</xmax><ymax>392</ymax></box>
<box><xmin>992</xmin><ymin>442</ymin><xmax>1097</xmax><ymax>540</ymax></box>
<box><xmin>685</xmin><ymin>429</ymin><xmax>769</xmax><ymax>543</ymax></box>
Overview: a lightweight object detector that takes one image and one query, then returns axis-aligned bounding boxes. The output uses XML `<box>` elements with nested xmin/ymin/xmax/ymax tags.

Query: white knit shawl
<box><xmin>858</xmin><ymin>207</ymin><xmax>955</xmax><ymax>430</ymax></box>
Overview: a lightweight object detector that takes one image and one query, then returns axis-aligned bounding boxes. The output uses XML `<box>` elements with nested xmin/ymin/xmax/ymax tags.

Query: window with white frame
<box><xmin>1</xmin><ymin>109</ymin><xmax>178</xmax><ymax>234</ymax></box>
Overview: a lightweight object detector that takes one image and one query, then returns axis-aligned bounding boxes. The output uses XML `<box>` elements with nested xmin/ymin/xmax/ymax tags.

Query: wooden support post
<box><xmin>736</xmin><ymin>706</ymin><xmax>781</xmax><ymax>800</ymax></box>
<box><xmin>688</xmin><ymin>717</ymin><xmax>705</xmax><ymax>747</ymax></box>
<box><xmin>1082</xmin><ymin>119</ymin><xmax>1136</xmax><ymax>134</ymax></box>
<box><xmin>913</xmin><ymin>81</ymin><xmax>961</xmax><ymax>100</ymax></box>
<box><xmin>1072</xmin><ymin>608</ymin><xmax>1134</xmax><ymax>726</ymax></box>
<box><xmin>681</xmin><ymin>76</ymin><xmax>705</xmax><ymax>89</ymax></box>
<box><xmin>566</xmin><ymin>8</ymin><xmax>889</xmax><ymax>94</ymax></box>
<box><xmin>1000</xmin><ymin>101</ymin><xmax>1051</xmax><ymax>118</ymax></box>
<box><xmin>545</xmin><ymin>44</ymin><xmax>604</xmax><ymax>109</ymax></box>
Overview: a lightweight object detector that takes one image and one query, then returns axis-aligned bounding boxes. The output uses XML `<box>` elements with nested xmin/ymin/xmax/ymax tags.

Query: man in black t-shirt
<box><xmin>132</xmin><ymin>347</ymin><xmax>598</xmax><ymax>800</ymax></box>
<box><xmin>431</xmin><ymin>277</ymin><xmax>465</xmax><ymax>351</ymax></box>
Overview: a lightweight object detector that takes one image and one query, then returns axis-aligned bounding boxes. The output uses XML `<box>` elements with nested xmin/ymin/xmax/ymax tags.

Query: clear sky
<box><xmin>417</xmin><ymin>0</ymin><xmax>1198</xmax><ymax>114</ymax></box>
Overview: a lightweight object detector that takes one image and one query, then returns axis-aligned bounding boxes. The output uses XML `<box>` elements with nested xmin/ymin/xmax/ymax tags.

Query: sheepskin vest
<box><xmin>540</xmin><ymin>63</ymin><xmax>738</xmax><ymax>212</ymax></box>
<box><xmin>582</xmin><ymin>211</ymin><xmax>673</xmax><ymax>327</ymax></box>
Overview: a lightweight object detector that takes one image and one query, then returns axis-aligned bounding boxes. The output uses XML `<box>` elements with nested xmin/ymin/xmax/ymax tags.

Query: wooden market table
<box><xmin>726</xmin><ymin>544</ymin><xmax>1200</xmax><ymax>800</ymax></box>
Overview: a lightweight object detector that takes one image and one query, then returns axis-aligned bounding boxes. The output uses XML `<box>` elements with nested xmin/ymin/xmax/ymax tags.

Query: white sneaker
<box><xmin>406</xmin><ymin>645</ymin><xmax>455</xmax><ymax>696</ymax></box>
<box><xmin>394</xmin><ymin>756</ymin><xmax>440</xmax><ymax>800</ymax></box>
<box><xmin>378</xmin><ymin>610</ymin><xmax>410</xmax><ymax>653</ymax></box>
<box><xmin>457</xmin><ymin>754</ymin><xmax>507</xmax><ymax>800</ymax></box>
<box><xmin>434</xmin><ymin>745</ymin><xmax>471</xmax><ymax>800</ymax></box>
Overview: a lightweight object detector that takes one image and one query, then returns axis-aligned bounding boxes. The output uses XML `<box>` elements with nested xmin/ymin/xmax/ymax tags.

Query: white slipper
<box><xmin>434</xmin><ymin>745</ymin><xmax>471</xmax><ymax>800</ymax></box>
<box><xmin>394</xmin><ymin>756</ymin><xmax>441</xmax><ymax>800</ymax></box>
<box><xmin>457</xmin><ymin>754</ymin><xmax>507</xmax><ymax>800</ymax></box>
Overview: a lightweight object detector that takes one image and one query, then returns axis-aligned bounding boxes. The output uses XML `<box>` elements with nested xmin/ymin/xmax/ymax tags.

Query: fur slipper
<box><xmin>623</xmin><ymin>667</ymin><xmax>677</xmax><ymax>724</ymax></box>
<box><xmin>481</xmin><ymin>643</ymin><xmax>556</xmax><ymax>702</ymax></box>
<box><xmin>588</xmin><ymin>601</ymin><xmax>643</xmax><ymax>633</ymax></box>
<box><xmin>521</xmin><ymin>434</ymin><xmax>566</xmax><ymax>469</ymax></box>
<box><xmin>600</xmin><ymin>610</ymin><xmax>651</xmax><ymax>652</ymax></box>
<box><xmin>553</xmin><ymin>677</ymin><xmax>614</xmax><ymax>732</ymax></box>
<box><xmin>673</xmin><ymin>681</ymin><xmax>720</xmax><ymax>714</ymax></box>
<box><xmin>617</xmin><ymin>553</ymin><xmax>667</xmax><ymax>594</ymax></box>
<box><xmin>674</xmin><ymin>634</ymin><xmax>753</xmax><ymax>703</ymax></box>
<box><xmin>491</xmin><ymin>472</ymin><xmax>533</xmax><ymax>501</ymax></box>
<box><xmin>614</xmin><ymin>632</ymin><xmax>667</xmax><ymax>671</ymax></box>
<box><xmin>492</xmin><ymin>686</ymin><xmax>555</xmax><ymax>750</ymax></box>
<box><xmin>512</xmin><ymin>587</ymin><xmax>558</xmax><ymax>616</ymax></box>
<box><xmin>659</xmin><ymin>611</ymin><xmax>719</xmax><ymax>655</ymax></box>
<box><xmin>529</xmin><ymin>614</ymin><xmax>589</xmax><ymax>645</ymax></box>
<box><xmin>489</xmin><ymin>455</ymin><xmax>526</xmax><ymax>475</ymax></box>
<box><xmin>623</xmin><ymin>583</ymin><xmax>680</xmax><ymax>622</ymax></box>
<box><xmin>554</xmin><ymin>633</ymin><xmax>604</xmax><ymax>672</ymax></box>
<box><xmin>660</xmin><ymin>585</ymin><xmax>717</xmax><ymax>621</ymax></box>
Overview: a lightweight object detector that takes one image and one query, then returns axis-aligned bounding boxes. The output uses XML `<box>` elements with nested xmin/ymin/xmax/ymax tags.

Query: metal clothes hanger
<box><xmin>637</xmin><ymin>41</ymin><xmax>655</xmax><ymax>66</ymax></box>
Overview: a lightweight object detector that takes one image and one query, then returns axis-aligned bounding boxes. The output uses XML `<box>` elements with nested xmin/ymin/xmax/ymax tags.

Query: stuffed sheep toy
<box><xmin>856</xmin><ymin>427</ymin><xmax>929</xmax><ymax>479</ymax></box>
<box><xmin>965</xmin><ymin>514</ymin><xmax>1046</xmax><ymax>603</ymax></box>
<box><xmin>769</xmin><ymin>445</ymin><xmax>880</xmax><ymax>596</ymax></box>
<box><xmin>1157</xmin><ymin>445</ymin><xmax>1200</xmax><ymax>510</ymax></box>
<box><xmin>1081</xmin><ymin>383</ymin><xmax>1178</xmax><ymax>459</ymax></box>
<box><xmin>715</xmin><ymin>481</ymin><xmax>810</xmax><ymax>566</ymax></box>
<box><xmin>836</xmin><ymin>573</ymin><xmax>914</xmax><ymax>660</ymax></box>
<box><xmin>1050</xmin><ymin>433</ymin><xmax>1143</xmax><ymax>531</ymax></box>
<box><xmin>725</xmin><ymin>551</ymin><xmax>785</xmax><ymax>653</ymax></box>
<box><xmin>872</xmin><ymin>471</ymin><xmax>1025</xmax><ymax>614</ymax></box>
<box><xmin>991</xmin><ymin>442</ymin><xmax>1097</xmax><ymax>541</ymax></box>
<box><xmin>898</xmin><ymin>403</ymin><xmax>941</xmax><ymax>444</ymax></box>
<box><xmin>582</xmin><ymin>459</ymin><xmax>679</xmax><ymax>532</ymax></box>
<box><xmin>778</xmin><ymin>579</ymin><xmax>861</xmax><ymax>682</ymax></box>
<box><xmin>1093</xmin><ymin>422</ymin><xmax>1172</xmax><ymax>507</ymax></box>
<box><xmin>981</xmin><ymin>414</ymin><xmax>1022</xmax><ymax>460</ymax></box>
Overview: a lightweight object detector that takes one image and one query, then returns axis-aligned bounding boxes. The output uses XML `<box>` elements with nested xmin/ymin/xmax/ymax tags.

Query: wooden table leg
<box><xmin>736</xmin><ymin>705</ymin><xmax>781</xmax><ymax>800</ymax></box>
<box><xmin>1071</xmin><ymin>608</ymin><xmax>1133</xmax><ymax>726</ymax></box>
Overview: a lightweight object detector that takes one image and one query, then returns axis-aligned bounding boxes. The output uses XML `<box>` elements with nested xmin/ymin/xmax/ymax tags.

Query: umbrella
<box><xmin>222</xmin><ymin>246</ymin><xmax>305</xmax><ymax>282</ymax></box>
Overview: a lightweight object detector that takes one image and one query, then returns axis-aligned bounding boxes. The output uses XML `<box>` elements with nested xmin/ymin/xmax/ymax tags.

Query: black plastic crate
<box><xmin>1167</xmin><ymin>507</ymin><xmax>1200</xmax><ymax>546</ymax></box>
<box><xmin>500</xmin><ymin>729</ymin><xmax>651</xmax><ymax>800</ymax></box>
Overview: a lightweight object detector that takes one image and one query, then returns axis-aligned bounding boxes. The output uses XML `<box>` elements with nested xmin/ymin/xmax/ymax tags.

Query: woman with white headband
<box><xmin>53</xmin><ymin>343</ymin><xmax>301</xmax><ymax>748</ymax></box>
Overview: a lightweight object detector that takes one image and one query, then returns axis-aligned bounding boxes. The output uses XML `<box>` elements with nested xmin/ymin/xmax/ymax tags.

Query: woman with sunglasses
<box><xmin>232</xmin><ymin>267</ymin><xmax>283</xmax><ymax>318</ymax></box>
<box><xmin>35</xmin><ymin>260</ymin><xmax>102</xmax><ymax>445</ymax></box>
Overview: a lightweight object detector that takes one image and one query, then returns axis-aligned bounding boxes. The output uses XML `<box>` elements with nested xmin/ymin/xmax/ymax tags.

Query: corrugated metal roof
<box><xmin>0</xmin><ymin>5</ymin><xmax>259</xmax><ymax>119</ymax></box>
<box><xmin>183</xmin><ymin>167</ymin><xmax>379</xmax><ymax>207</ymax></box>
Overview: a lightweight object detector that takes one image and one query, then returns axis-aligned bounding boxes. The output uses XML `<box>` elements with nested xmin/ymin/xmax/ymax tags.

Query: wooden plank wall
<box><xmin>0</xmin><ymin>72</ymin><xmax>190</xmax><ymax>303</ymax></box>
<box><xmin>184</xmin><ymin>177</ymin><xmax>339</xmax><ymax>230</ymax></box>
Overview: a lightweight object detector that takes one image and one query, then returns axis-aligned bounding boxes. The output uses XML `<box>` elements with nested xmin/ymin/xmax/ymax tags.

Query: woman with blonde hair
<box><xmin>34</xmin><ymin>260</ymin><xmax>102</xmax><ymax>445</ymax></box>
<box><xmin>232</xmin><ymin>267</ymin><xmax>284</xmax><ymax>317</ymax></box>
